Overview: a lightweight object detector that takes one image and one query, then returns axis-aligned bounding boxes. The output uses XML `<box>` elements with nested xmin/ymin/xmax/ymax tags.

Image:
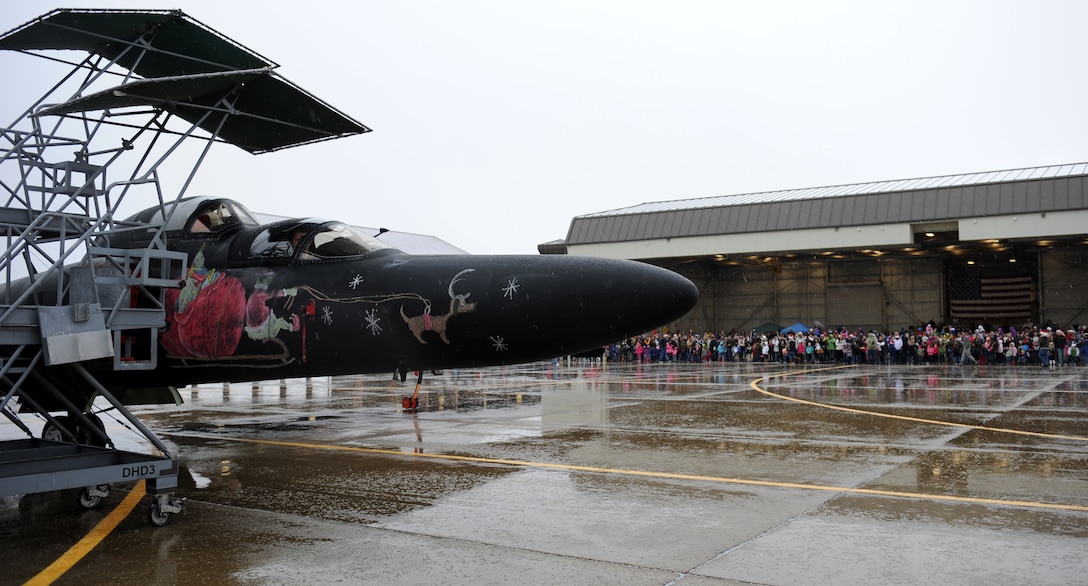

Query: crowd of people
<box><xmin>606</xmin><ymin>323</ymin><xmax>1088</xmax><ymax>367</ymax></box>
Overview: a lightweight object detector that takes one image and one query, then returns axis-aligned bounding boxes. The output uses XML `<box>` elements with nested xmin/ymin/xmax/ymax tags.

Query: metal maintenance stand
<box><xmin>0</xmin><ymin>9</ymin><xmax>368</xmax><ymax>525</ymax></box>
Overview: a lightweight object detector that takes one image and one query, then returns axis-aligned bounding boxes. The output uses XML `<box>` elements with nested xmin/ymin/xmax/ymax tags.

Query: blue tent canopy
<box><xmin>781</xmin><ymin>322</ymin><xmax>810</xmax><ymax>334</ymax></box>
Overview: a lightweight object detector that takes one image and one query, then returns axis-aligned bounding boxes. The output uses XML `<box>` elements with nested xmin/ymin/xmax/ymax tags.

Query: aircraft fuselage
<box><xmin>96</xmin><ymin>198</ymin><xmax>698</xmax><ymax>389</ymax></box>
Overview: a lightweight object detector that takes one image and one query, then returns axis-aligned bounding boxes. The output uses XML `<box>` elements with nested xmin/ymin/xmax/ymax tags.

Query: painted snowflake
<box><xmin>490</xmin><ymin>335</ymin><xmax>508</xmax><ymax>351</ymax></box>
<box><xmin>502</xmin><ymin>277</ymin><xmax>520</xmax><ymax>299</ymax></box>
<box><xmin>321</xmin><ymin>305</ymin><xmax>334</xmax><ymax>325</ymax></box>
<box><xmin>364</xmin><ymin>309</ymin><xmax>382</xmax><ymax>335</ymax></box>
<box><xmin>349</xmin><ymin>274</ymin><xmax>364</xmax><ymax>289</ymax></box>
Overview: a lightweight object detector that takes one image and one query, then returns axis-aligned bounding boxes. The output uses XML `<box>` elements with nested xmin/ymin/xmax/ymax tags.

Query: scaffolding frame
<box><xmin>0</xmin><ymin>8</ymin><xmax>369</xmax><ymax>525</ymax></box>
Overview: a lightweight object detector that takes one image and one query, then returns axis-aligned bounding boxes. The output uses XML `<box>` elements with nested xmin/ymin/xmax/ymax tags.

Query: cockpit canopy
<box><xmin>247</xmin><ymin>219</ymin><xmax>394</xmax><ymax>260</ymax></box>
<box><xmin>117</xmin><ymin>197</ymin><xmax>399</xmax><ymax>265</ymax></box>
<box><xmin>187</xmin><ymin>200</ymin><xmax>258</xmax><ymax>233</ymax></box>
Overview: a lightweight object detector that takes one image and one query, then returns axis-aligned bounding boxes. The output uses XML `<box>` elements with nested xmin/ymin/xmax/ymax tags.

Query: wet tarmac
<box><xmin>3</xmin><ymin>361</ymin><xmax>1088</xmax><ymax>585</ymax></box>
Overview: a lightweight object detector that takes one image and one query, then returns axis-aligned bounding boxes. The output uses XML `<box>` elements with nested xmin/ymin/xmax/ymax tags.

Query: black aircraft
<box><xmin>0</xmin><ymin>7</ymin><xmax>697</xmax><ymax>525</ymax></box>
<box><xmin>52</xmin><ymin>196</ymin><xmax>698</xmax><ymax>408</ymax></box>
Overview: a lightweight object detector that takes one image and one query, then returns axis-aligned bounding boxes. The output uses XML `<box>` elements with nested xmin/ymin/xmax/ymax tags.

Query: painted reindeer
<box><xmin>400</xmin><ymin>269</ymin><xmax>477</xmax><ymax>344</ymax></box>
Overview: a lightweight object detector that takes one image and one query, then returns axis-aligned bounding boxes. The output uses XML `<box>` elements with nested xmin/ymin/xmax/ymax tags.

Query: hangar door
<box><xmin>827</xmin><ymin>285</ymin><xmax>882</xmax><ymax>331</ymax></box>
<box><xmin>826</xmin><ymin>261</ymin><xmax>882</xmax><ymax>331</ymax></box>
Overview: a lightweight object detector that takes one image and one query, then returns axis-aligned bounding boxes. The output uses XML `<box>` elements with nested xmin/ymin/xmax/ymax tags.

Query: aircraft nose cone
<box><xmin>656</xmin><ymin>265</ymin><xmax>699</xmax><ymax>316</ymax></box>
<box><xmin>516</xmin><ymin>256</ymin><xmax>697</xmax><ymax>349</ymax></box>
<box><xmin>601</xmin><ymin>259</ymin><xmax>698</xmax><ymax>334</ymax></box>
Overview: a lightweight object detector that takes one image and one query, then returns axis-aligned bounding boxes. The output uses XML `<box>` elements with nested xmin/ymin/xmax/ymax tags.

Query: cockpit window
<box><xmin>299</xmin><ymin>223</ymin><xmax>394</xmax><ymax>259</ymax></box>
<box><xmin>248</xmin><ymin>221</ymin><xmax>394</xmax><ymax>261</ymax></box>
<box><xmin>188</xmin><ymin>200</ymin><xmax>258</xmax><ymax>234</ymax></box>
<box><xmin>249</xmin><ymin>221</ymin><xmax>316</xmax><ymax>259</ymax></box>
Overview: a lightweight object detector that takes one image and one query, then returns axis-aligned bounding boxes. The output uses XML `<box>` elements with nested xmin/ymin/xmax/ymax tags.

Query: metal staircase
<box><xmin>0</xmin><ymin>8</ymin><xmax>369</xmax><ymax>525</ymax></box>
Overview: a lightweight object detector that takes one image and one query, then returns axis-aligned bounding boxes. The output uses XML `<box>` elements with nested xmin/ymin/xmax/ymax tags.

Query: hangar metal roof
<box><xmin>567</xmin><ymin>162</ymin><xmax>1088</xmax><ymax>245</ymax></box>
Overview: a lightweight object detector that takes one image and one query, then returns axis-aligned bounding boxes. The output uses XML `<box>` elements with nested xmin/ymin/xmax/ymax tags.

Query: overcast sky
<box><xmin>3</xmin><ymin>1</ymin><xmax>1086</xmax><ymax>255</ymax></box>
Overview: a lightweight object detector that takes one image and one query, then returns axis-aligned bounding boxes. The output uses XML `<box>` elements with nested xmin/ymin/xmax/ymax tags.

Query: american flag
<box><xmin>949</xmin><ymin>276</ymin><xmax>1033</xmax><ymax>320</ymax></box>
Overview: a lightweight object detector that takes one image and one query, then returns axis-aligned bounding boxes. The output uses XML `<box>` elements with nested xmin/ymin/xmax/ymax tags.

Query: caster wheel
<box><xmin>148</xmin><ymin>502</ymin><xmax>172</xmax><ymax>526</ymax></box>
<box><xmin>78</xmin><ymin>486</ymin><xmax>109</xmax><ymax>509</ymax></box>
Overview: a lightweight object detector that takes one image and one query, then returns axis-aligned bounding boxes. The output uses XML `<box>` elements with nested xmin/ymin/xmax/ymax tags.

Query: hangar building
<box><xmin>553</xmin><ymin>162</ymin><xmax>1088</xmax><ymax>334</ymax></box>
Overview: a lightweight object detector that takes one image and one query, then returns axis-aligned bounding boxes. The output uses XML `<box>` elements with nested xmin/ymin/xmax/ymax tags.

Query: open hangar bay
<box><xmin>556</xmin><ymin>162</ymin><xmax>1088</xmax><ymax>333</ymax></box>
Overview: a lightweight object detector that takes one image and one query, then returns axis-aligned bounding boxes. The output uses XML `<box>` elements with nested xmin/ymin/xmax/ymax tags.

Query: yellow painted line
<box><xmin>748</xmin><ymin>365</ymin><xmax>1088</xmax><ymax>442</ymax></box>
<box><xmin>216</xmin><ymin>435</ymin><xmax>1088</xmax><ymax>513</ymax></box>
<box><xmin>25</xmin><ymin>480</ymin><xmax>146</xmax><ymax>586</ymax></box>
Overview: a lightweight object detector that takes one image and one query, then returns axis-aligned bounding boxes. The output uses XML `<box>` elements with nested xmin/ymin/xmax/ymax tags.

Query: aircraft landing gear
<box><xmin>148</xmin><ymin>494</ymin><xmax>186</xmax><ymax>527</ymax></box>
<box><xmin>402</xmin><ymin>370</ymin><xmax>423</xmax><ymax>411</ymax></box>
<box><xmin>41</xmin><ymin>413</ymin><xmax>109</xmax><ymax>447</ymax></box>
<box><xmin>41</xmin><ymin>417</ymin><xmax>73</xmax><ymax>443</ymax></box>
